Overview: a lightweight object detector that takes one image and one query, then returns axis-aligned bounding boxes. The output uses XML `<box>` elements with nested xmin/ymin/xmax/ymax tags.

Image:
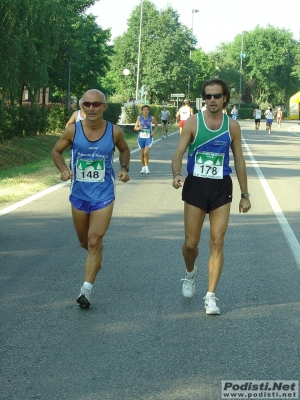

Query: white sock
<box><xmin>83</xmin><ymin>282</ymin><xmax>93</xmax><ymax>291</ymax></box>
<box><xmin>186</xmin><ymin>268</ymin><xmax>195</xmax><ymax>278</ymax></box>
<box><xmin>206</xmin><ymin>291</ymin><xmax>215</xmax><ymax>298</ymax></box>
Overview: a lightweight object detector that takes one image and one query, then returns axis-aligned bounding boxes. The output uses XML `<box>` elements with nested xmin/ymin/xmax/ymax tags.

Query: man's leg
<box><xmin>71</xmin><ymin>205</ymin><xmax>89</xmax><ymax>250</ymax></box>
<box><xmin>140</xmin><ymin>148</ymin><xmax>145</xmax><ymax>167</ymax></box>
<box><xmin>203</xmin><ymin>203</ymin><xmax>231</xmax><ymax>314</ymax></box>
<box><xmin>83</xmin><ymin>203</ymin><xmax>114</xmax><ymax>283</ymax></box>
<box><xmin>72</xmin><ymin>202</ymin><xmax>114</xmax><ymax>307</ymax></box>
<box><xmin>207</xmin><ymin>202</ymin><xmax>231</xmax><ymax>292</ymax></box>
<box><xmin>181</xmin><ymin>202</ymin><xmax>206</xmax><ymax>298</ymax></box>
<box><xmin>182</xmin><ymin>202</ymin><xmax>206</xmax><ymax>272</ymax></box>
<box><xmin>144</xmin><ymin>146</ymin><xmax>150</xmax><ymax>168</ymax></box>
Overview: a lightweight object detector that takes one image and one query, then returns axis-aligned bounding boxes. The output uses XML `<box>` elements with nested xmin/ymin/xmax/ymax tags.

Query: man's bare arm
<box><xmin>172</xmin><ymin>116</ymin><xmax>196</xmax><ymax>188</ymax></box>
<box><xmin>114</xmin><ymin>125</ymin><xmax>130</xmax><ymax>182</ymax></box>
<box><xmin>230</xmin><ymin>119</ymin><xmax>251</xmax><ymax>213</ymax></box>
<box><xmin>51</xmin><ymin>126</ymin><xmax>75</xmax><ymax>181</ymax></box>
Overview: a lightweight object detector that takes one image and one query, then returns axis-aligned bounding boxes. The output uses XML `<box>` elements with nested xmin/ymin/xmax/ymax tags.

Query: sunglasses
<box><xmin>82</xmin><ymin>101</ymin><xmax>106</xmax><ymax>108</ymax></box>
<box><xmin>204</xmin><ymin>93</ymin><xmax>223</xmax><ymax>100</ymax></box>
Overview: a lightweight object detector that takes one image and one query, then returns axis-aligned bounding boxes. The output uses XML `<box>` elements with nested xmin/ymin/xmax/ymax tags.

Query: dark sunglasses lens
<box><xmin>205</xmin><ymin>93</ymin><xmax>222</xmax><ymax>100</ymax></box>
<box><xmin>83</xmin><ymin>102</ymin><xmax>103</xmax><ymax>108</ymax></box>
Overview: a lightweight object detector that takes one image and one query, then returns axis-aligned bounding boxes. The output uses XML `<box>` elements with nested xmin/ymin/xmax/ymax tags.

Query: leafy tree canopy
<box><xmin>109</xmin><ymin>0</ymin><xmax>197</xmax><ymax>103</ymax></box>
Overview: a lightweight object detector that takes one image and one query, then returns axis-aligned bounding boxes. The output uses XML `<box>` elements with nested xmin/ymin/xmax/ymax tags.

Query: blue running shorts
<box><xmin>70</xmin><ymin>194</ymin><xmax>114</xmax><ymax>214</ymax></box>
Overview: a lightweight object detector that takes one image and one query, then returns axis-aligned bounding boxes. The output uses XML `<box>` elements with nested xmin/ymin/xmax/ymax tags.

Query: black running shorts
<box><xmin>182</xmin><ymin>174</ymin><xmax>233</xmax><ymax>213</ymax></box>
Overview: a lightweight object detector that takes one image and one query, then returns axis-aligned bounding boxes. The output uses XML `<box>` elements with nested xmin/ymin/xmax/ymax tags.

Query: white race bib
<box><xmin>76</xmin><ymin>158</ymin><xmax>105</xmax><ymax>182</ymax></box>
<box><xmin>140</xmin><ymin>129</ymin><xmax>150</xmax><ymax>139</ymax></box>
<box><xmin>193</xmin><ymin>152</ymin><xmax>224</xmax><ymax>179</ymax></box>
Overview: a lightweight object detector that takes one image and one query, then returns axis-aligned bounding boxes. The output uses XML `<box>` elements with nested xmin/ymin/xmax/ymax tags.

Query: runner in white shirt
<box><xmin>160</xmin><ymin>105</ymin><xmax>171</xmax><ymax>138</ymax></box>
<box><xmin>264</xmin><ymin>106</ymin><xmax>273</xmax><ymax>134</ymax></box>
<box><xmin>176</xmin><ymin>99</ymin><xmax>194</xmax><ymax>135</ymax></box>
<box><xmin>253</xmin><ymin>106</ymin><xmax>262</xmax><ymax>132</ymax></box>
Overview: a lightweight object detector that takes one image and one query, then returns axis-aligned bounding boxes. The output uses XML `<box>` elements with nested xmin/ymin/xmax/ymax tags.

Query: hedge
<box><xmin>124</xmin><ymin>104</ymin><xmax>178</xmax><ymax>124</ymax></box>
<box><xmin>0</xmin><ymin>102</ymin><xmax>123</xmax><ymax>141</ymax></box>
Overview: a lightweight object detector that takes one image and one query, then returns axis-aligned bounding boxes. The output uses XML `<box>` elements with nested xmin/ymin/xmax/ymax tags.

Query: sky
<box><xmin>87</xmin><ymin>0</ymin><xmax>300</xmax><ymax>53</ymax></box>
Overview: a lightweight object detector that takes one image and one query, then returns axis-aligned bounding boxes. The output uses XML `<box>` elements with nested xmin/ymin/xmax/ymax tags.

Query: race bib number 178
<box><xmin>193</xmin><ymin>152</ymin><xmax>224</xmax><ymax>179</ymax></box>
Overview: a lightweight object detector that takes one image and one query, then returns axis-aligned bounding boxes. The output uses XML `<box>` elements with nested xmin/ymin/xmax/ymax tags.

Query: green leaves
<box><xmin>109</xmin><ymin>1</ymin><xmax>197</xmax><ymax>103</ymax></box>
<box><xmin>211</xmin><ymin>25</ymin><xmax>299</xmax><ymax>105</ymax></box>
<box><xmin>0</xmin><ymin>0</ymin><xmax>110</xmax><ymax>105</ymax></box>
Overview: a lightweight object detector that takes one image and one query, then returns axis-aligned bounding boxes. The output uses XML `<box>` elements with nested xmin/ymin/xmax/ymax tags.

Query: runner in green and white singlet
<box><xmin>171</xmin><ymin>78</ymin><xmax>251</xmax><ymax>315</ymax></box>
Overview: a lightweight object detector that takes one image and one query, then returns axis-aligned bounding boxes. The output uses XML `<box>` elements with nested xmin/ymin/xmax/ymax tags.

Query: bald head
<box><xmin>83</xmin><ymin>89</ymin><xmax>106</xmax><ymax>103</ymax></box>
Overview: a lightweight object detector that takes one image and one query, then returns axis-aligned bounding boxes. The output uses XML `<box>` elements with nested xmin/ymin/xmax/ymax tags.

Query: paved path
<box><xmin>1</xmin><ymin>120</ymin><xmax>299</xmax><ymax>400</ymax></box>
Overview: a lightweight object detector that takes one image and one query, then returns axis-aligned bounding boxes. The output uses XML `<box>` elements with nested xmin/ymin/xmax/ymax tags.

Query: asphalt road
<box><xmin>1</xmin><ymin>119</ymin><xmax>299</xmax><ymax>400</ymax></box>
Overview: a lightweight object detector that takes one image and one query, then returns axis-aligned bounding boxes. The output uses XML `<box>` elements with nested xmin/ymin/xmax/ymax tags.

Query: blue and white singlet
<box><xmin>138</xmin><ymin>115</ymin><xmax>153</xmax><ymax>138</ymax></box>
<box><xmin>69</xmin><ymin>121</ymin><xmax>115</xmax><ymax>202</ymax></box>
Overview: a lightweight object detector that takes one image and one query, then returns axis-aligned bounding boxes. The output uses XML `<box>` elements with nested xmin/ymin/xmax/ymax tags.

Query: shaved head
<box><xmin>83</xmin><ymin>89</ymin><xmax>106</xmax><ymax>102</ymax></box>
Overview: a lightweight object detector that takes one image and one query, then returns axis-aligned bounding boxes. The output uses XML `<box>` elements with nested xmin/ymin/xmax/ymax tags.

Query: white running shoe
<box><xmin>77</xmin><ymin>286</ymin><xmax>91</xmax><ymax>308</ymax></box>
<box><xmin>181</xmin><ymin>267</ymin><xmax>198</xmax><ymax>298</ymax></box>
<box><xmin>140</xmin><ymin>167</ymin><xmax>146</xmax><ymax>174</ymax></box>
<box><xmin>145</xmin><ymin>166</ymin><xmax>150</xmax><ymax>174</ymax></box>
<box><xmin>204</xmin><ymin>295</ymin><xmax>220</xmax><ymax>315</ymax></box>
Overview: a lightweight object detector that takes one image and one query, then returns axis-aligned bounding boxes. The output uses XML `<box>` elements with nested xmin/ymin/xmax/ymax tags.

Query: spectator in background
<box><xmin>134</xmin><ymin>105</ymin><xmax>158</xmax><ymax>174</ymax></box>
<box><xmin>275</xmin><ymin>107</ymin><xmax>283</xmax><ymax>128</ymax></box>
<box><xmin>231</xmin><ymin>105</ymin><xmax>238</xmax><ymax>120</ymax></box>
<box><xmin>264</xmin><ymin>106</ymin><xmax>273</xmax><ymax>134</ymax></box>
<box><xmin>253</xmin><ymin>106</ymin><xmax>262</xmax><ymax>132</ymax></box>
<box><xmin>65</xmin><ymin>98</ymin><xmax>86</xmax><ymax>128</ymax></box>
<box><xmin>176</xmin><ymin>99</ymin><xmax>194</xmax><ymax>135</ymax></box>
<box><xmin>160</xmin><ymin>105</ymin><xmax>171</xmax><ymax>139</ymax></box>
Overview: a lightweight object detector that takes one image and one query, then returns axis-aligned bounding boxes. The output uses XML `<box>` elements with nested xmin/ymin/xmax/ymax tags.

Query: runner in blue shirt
<box><xmin>52</xmin><ymin>89</ymin><xmax>130</xmax><ymax>309</ymax></box>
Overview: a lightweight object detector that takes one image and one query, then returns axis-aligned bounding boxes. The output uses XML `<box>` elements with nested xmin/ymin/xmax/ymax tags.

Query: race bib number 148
<box><xmin>76</xmin><ymin>159</ymin><xmax>105</xmax><ymax>182</ymax></box>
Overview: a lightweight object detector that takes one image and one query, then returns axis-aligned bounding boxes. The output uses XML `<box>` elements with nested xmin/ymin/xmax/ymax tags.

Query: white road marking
<box><xmin>242</xmin><ymin>137</ymin><xmax>300</xmax><ymax>271</ymax></box>
<box><xmin>0</xmin><ymin>131</ymin><xmax>181</xmax><ymax>217</ymax></box>
<box><xmin>0</xmin><ymin>181</ymin><xmax>70</xmax><ymax>216</ymax></box>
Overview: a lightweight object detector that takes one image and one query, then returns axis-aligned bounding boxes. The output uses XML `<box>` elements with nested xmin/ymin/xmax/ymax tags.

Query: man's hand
<box><xmin>172</xmin><ymin>174</ymin><xmax>184</xmax><ymax>189</ymax></box>
<box><xmin>61</xmin><ymin>169</ymin><xmax>73</xmax><ymax>181</ymax></box>
<box><xmin>239</xmin><ymin>198</ymin><xmax>251</xmax><ymax>213</ymax></box>
<box><xmin>118</xmin><ymin>170</ymin><xmax>130</xmax><ymax>182</ymax></box>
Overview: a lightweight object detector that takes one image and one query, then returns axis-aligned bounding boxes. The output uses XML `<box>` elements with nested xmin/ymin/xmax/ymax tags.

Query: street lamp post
<box><xmin>136</xmin><ymin>0</ymin><xmax>144</xmax><ymax>100</ymax></box>
<box><xmin>239</xmin><ymin>30</ymin><xmax>247</xmax><ymax>108</ymax></box>
<box><xmin>188</xmin><ymin>9</ymin><xmax>199</xmax><ymax>99</ymax></box>
<box><xmin>123</xmin><ymin>68</ymin><xmax>138</xmax><ymax>118</ymax></box>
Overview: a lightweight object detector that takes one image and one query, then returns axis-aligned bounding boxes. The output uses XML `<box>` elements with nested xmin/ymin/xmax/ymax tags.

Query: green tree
<box><xmin>109</xmin><ymin>0</ymin><xmax>196</xmax><ymax>104</ymax></box>
<box><xmin>245</xmin><ymin>25</ymin><xmax>298</xmax><ymax>104</ymax></box>
<box><xmin>211</xmin><ymin>25</ymin><xmax>299</xmax><ymax>105</ymax></box>
<box><xmin>0</xmin><ymin>0</ymin><xmax>61</xmax><ymax>103</ymax></box>
<box><xmin>50</xmin><ymin>13</ymin><xmax>112</xmax><ymax>103</ymax></box>
<box><xmin>190</xmin><ymin>49</ymin><xmax>216</xmax><ymax>99</ymax></box>
<box><xmin>0</xmin><ymin>0</ymin><xmax>102</xmax><ymax>104</ymax></box>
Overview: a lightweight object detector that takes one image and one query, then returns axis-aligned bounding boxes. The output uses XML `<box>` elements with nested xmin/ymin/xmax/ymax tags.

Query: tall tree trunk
<box><xmin>19</xmin><ymin>83</ymin><xmax>26</xmax><ymax>106</ymax></box>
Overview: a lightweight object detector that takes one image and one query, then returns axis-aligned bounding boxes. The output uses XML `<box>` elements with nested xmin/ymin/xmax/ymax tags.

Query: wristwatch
<box><xmin>241</xmin><ymin>192</ymin><xmax>250</xmax><ymax>199</ymax></box>
<box><xmin>121</xmin><ymin>165</ymin><xmax>129</xmax><ymax>172</ymax></box>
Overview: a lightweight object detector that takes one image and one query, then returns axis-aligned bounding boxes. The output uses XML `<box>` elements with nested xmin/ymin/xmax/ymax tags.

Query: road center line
<box><xmin>242</xmin><ymin>136</ymin><xmax>300</xmax><ymax>271</ymax></box>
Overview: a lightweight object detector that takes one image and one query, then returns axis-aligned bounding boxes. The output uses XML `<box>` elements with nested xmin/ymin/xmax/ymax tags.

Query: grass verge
<box><xmin>0</xmin><ymin>124</ymin><xmax>178</xmax><ymax>209</ymax></box>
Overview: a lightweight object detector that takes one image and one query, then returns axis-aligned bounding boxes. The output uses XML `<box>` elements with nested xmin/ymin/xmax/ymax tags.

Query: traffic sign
<box><xmin>170</xmin><ymin>93</ymin><xmax>185</xmax><ymax>98</ymax></box>
<box><xmin>124</xmin><ymin>99</ymin><xmax>144</xmax><ymax>107</ymax></box>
